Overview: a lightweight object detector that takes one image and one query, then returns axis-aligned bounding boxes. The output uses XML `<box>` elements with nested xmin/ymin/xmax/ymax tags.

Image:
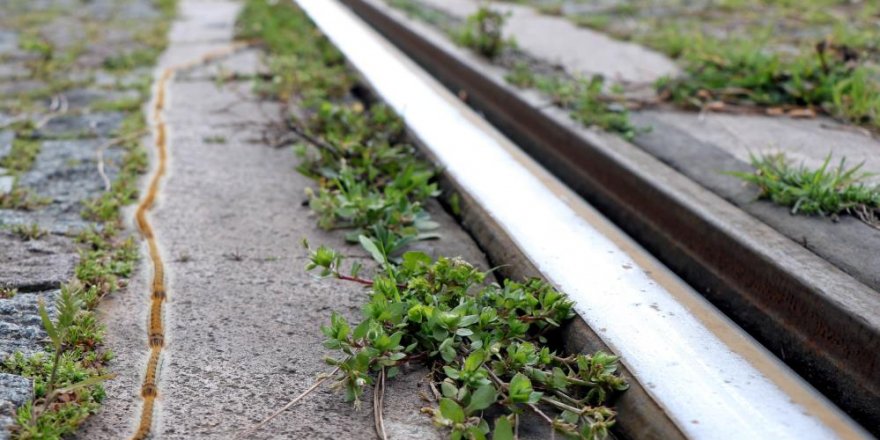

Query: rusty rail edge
<box><xmin>336</xmin><ymin>0</ymin><xmax>880</xmax><ymax>433</ymax></box>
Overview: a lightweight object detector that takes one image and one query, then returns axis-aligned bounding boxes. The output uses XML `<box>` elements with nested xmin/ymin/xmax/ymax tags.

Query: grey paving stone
<box><xmin>0</xmin><ymin>233</ymin><xmax>77</xmax><ymax>293</ymax></box>
<box><xmin>0</xmin><ymin>81</ymin><xmax>45</xmax><ymax>98</ymax></box>
<box><xmin>0</xmin><ymin>63</ymin><xmax>28</xmax><ymax>81</ymax></box>
<box><xmin>35</xmin><ymin>113</ymin><xmax>125</xmax><ymax>139</ymax></box>
<box><xmin>23</xmin><ymin>139</ymin><xmax>121</xmax><ymax>190</ymax></box>
<box><xmin>93</xmin><ymin>68</ymin><xmax>151</xmax><ymax>89</ymax></box>
<box><xmin>54</xmin><ymin>89</ymin><xmax>140</xmax><ymax>112</ymax></box>
<box><xmin>117</xmin><ymin>1</ymin><xmax>161</xmax><ymax>20</ymax></box>
<box><xmin>0</xmin><ymin>290</ymin><xmax>57</xmax><ymax>360</ymax></box>
<box><xmin>0</xmin><ymin>177</ymin><xmax>13</xmax><ymax>196</ymax></box>
<box><xmin>0</xmin><ymin>132</ymin><xmax>12</xmax><ymax>159</ymax></box>
<box><xmin>0</xmin><ymin>373</ymin><xmax>31</xmax><ymax>440</ymax></box>
<box><xmin>0</xmin><ymin>31</ymin><xmax>18</xmax><ymax>56</ymax></box>
<box><xmin>42</xmin><ymin>17</ymin><xmax>87</xmax><ymax>51</ymax></box>
<box><xmin>0</xmin><ymin>374</ymin><xmax>32</xmax><ymax>408</ymax></box>
<box><xmin>0</xmin><ymin>138</ymin><xmax>123</xmax><ymax>232</ymax></box>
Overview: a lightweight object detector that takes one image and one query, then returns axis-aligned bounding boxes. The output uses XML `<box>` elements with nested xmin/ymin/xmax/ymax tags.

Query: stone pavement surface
<box><xmin>77</xmin><ymin>1</ymin><xmax>489</xmax><ymax>438</ymax></box>
<box><xmin>0</xmin><ymin>0</ymin><xmax>171</xmax><ymax>436</ymax></box>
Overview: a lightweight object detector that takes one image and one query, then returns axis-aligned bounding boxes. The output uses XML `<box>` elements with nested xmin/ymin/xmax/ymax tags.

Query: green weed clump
<box><xmin>10</xmin><ymin>223</ymin><xmax>47</xmax><ymax>241</ymax></box>
<box><xmin>455</xmin><ymin>6</ymin><xmax>513</xmax><ymax>59</ymax></box>
<box><xmin>732</xmin><ymin>154</ymin><xmax>880</xmax><ymax>219</ymax></box>
<box><xmin>239</xmin><ymin>1</ymin><xmax>628</xmax><ymax>438</ymax></box>
<box><xmin>238</xmin><ymin>0</ymin><xmax>440</xmax><ymax>256</ymax></box>
<box><xmin>658</xmin><ymin>36</ymin><xmax>880</xmax><ymax>129</ymax></box>
<box><xmin>237</xmin><ymin>0</ymin><xmax>352</xmax><ymax>103</ymax></box>
<box><xmin>309</xmin><ymin>244</ymin><xmax>626</xmax><ymax>438</ymax></box>
<box><xmin>5</xmin><ymin>284</ymin><xmax>114</xmax><ymax>439</ymax></box>
<box><xmin>529</xmin><ymin>73</ymin><xmax>638</xmax><ymax>139</ymax></box>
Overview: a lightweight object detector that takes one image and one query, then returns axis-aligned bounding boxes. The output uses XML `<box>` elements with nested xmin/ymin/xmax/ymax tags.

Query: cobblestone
<box><xmin>0</xmin><ymin>0</ymin><xmax>172</xmax><ymax>433</ymax></box>
<box><xmin>0</xmin><ymin>233</ymin><xmax>77</xmax><ymax>292</ymax></box>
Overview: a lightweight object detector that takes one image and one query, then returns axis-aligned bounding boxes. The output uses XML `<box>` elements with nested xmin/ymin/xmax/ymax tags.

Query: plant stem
<box><xmin>336</xmin><ymin>274</ymin><xmax>375</xmax><ymax>286</ymax></box>
<box><xmin>38</xmin><ymin>347</ymin><xmax>63</xmax><ymax>420</ymax></box>
<box><xmin>527</xmin><ymin>403</ymin><xmax>557</xmax><ymax>439</ymax></box>
<box><xmin>374</xmin><ymin>366</ymin><xmax>387</xmax><ymax>440</ymax></box>
<box><xmin>240</xmin><ymin>365</ymin><xmax>341</xmax><ymax>438</ymax></box>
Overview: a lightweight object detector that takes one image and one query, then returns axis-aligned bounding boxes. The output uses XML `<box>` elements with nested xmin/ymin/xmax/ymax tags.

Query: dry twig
<box><xmin>238</xmin><ymin>366</ymin><xmax>341</xmax><ymax>439</ymax></box>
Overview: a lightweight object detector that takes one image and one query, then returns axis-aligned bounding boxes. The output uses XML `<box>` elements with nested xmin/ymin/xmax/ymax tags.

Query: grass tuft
<box><xmin>732</xmin><ymin>153</ymin><xmax>880</xmax><ymax>218</ymax></box>
<box><xmin>454</xmin><ymin>6</ymin><xmax>513</xmax><ymax>60</ymax></box>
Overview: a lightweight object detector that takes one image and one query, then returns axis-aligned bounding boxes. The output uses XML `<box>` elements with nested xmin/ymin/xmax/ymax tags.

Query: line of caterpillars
<box><xmin>131</xmin><ymin>43</ymin><xmax>249</xmax><ymax>440</ymax></box>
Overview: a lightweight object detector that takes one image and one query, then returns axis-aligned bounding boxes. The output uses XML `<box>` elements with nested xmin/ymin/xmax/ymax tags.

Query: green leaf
<box><xmin>467</xmin><ymin>426</ymin><xmax>487</xmax><ymax>440</ymax></box>
<box><xmin>465</xmin><ymin>384</ymin><xmax>497</xmax><ymax>413</ymax></box>
<box><xmin>51</xmin><ymin>374</ymin><xmax>116</xmax><ymax>395</ymax></box>
<box><xmin>493</xmin><ymin>417</ymin><xmax>514</xmax><ymax>440</ymax></box>
<box><xmin>463</xmin><ymin>351</ymin><xmax>484</xmax><ymax>372</ymax></box>
<box><xmin>458</xmin><ymin>314</ymin><xmax>479</xmax><ymax>327</ymax></box>
<box><xmin>508</xmin><ymin>373</ymin><xmax>534</xmax><ymax>403</ymax></box>
<box><xmin>38</xmin><ymin>299</ymin><xmax>58</xmax><ymax>348</ymax></box>
<box><xmin>441</xmin><ymin>382</ymin><xmax>458</xmax><ymax>398</ymax></box>
<box><xmin>439</xmin><ymin>398</ymin><xmax>465</xmax><ymax>423</ymax></box>
<box><xmin>353</xmin><ymin>319</ymin><xmax>371</xmax><ymax>340</ymax></box>
<box><xmin>402</xmin><ymin>251</ymin><xmax>431</xmax><ymax>269</ymax></box>
<box><xmin>358</xmin><ymin>235</ymin><xmax>386</xmax><ymax>265</ymax></box>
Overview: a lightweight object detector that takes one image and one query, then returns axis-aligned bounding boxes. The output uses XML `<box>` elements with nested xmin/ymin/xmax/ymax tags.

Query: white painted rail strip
<box><xmin>293</xmin><ymin>0</ymin><xmax>870</xmax><ymax>438</ymax></box>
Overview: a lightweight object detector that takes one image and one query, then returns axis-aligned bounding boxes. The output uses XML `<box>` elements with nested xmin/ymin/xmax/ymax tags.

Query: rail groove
<box><xmin>131</xmin><ymin>44</ymin><xmax>248</xmax><ymax>440</ymax></box>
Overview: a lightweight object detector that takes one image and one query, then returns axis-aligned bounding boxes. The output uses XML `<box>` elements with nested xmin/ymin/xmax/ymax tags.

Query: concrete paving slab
<box><xmin>177</xmin><ymin>48</ymin><xmax>267</xmax><ymax>81</ymax></box>
<box><xmin>418</xmin><ymin>0</ymin><xmax>679</xmax><ymax>84</ymax></box>
<box><xmin>77</xmin><ymin>1</ymin><xmax>488</xmax><ymax>438</ymax></box>
<box><xmin>642</xmin><ymin>110</ymin><xmax>880</xmax><ymax>183</ymax></box>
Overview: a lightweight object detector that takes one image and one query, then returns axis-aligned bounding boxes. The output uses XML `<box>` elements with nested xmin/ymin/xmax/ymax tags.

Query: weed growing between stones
<box><xmin>732</xmin><ymin>154</ymin><xmax>880</xmax><ymax>226</ymax></box>
<box><xmin>508</xmin><ymin>0</ymin><xmax>880</xmax><ymax>130</ymax></box>
<box><xmin>0</xmin><ymin>187</ymin><xmax>50</xmax><ymax>211</ymax></box>
<box><xmin>238</xmin><ymin>1</ymin><xmax>627</xmax><ymax>438</ymax></box>
<box><xmin>4</xmin><ymin>283</ymin><xmax>115</xmax><ymax>440</ymax></box>
<box><xmin>0</xmin><ymin>287</ymin><xmax>17</xmax><ymax>299</ymax></box>
<box><xmin>10</xmin><ymin>223</ymin><xmax>47</xmax><ymax>241</ymax></box>
<box><xmin>306</xmin><ymin>244</ymin><xmax>626</xmax><ymax>438</ymax></box>
<box><xmin>0</xmin><ymin>139</ymin><xmax>41</xmax><ymax>174</ymax></box>
<box><xmin>238</xmin><ymin>0</ymin><xmax>440</xmax><ymax>253</ymax></box>
<box><xmin>655</xmin><ymin>36</ymin><xmax>880</xmax><ymax>129</ymax></box>
<box><xmin>455</xmin><ymin>6</ymin><xmax>514</xmax><ymax>60</ymax></box>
